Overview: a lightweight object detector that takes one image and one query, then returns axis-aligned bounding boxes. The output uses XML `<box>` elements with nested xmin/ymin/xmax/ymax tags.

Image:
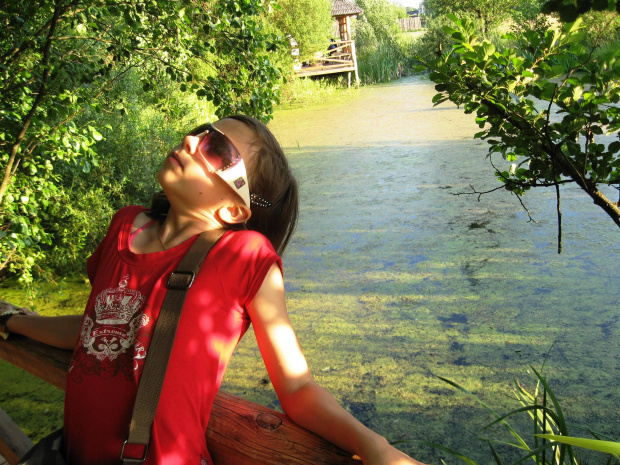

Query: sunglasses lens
<box><xmin>199</xmin><ymin>129</ymin><xmax>240</xmax><ymax>172</ymax></box>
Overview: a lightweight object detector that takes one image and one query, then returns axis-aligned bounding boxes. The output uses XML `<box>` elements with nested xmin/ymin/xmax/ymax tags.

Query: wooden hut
<box><xmin>294</xmin><ymin>0</ymin><xmax>362</xmax><ymax>87</ymax></box>
<box><xmin>331</xmin><ymin>0</ymin><xmax>363</xmax><ymax>42</ymax></box>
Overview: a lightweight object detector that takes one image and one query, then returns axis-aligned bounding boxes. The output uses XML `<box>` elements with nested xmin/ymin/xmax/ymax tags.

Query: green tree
<box><xmin>422</xmin><ymin>0</ymin><xmax>520</xmax><ymax>33</ymax></box>
<box><xmin>510</xmin><ymin>0</ymin><xmax>552</xmax><ymax>35</ymax></box>
<box><xmin>422</xmin><ymin>15</ymin><xmax>620</xmax><ymax>250</ymax></box>
<box><xmin>0</xmin><ymin>0</ymin><xmax>283</xmax><ymax>283</ymax></box>
<box><xmin>354</xmin><ymin>0</ymin><xmax>402</xmax><ymax>48</ymax></box>
<box><xmin>266</xmin><ymin>0</ymin><xmax>334</xmax><ymax>62</ymax></box>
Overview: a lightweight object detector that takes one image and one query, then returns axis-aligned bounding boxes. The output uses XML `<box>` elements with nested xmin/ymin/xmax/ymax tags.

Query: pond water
<box><xmin>221</xmin><ymin>76</ymin><xmax>620</xmax><ymax>463</ymax></box>
<box><xmin>1</xmin><ymin>75</ymin><xmax>618</xmax><ymax>464</ymax></box>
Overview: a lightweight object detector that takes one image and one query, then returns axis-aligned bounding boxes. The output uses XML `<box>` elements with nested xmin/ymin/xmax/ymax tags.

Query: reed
<box><xmin>425</xmin><ymin>345</ymin><xmax>620</xmax><ymax>464</ymax></box>
<box><xmin>277</xmin><ymin>73</ymin><xmax>356</xmax><ymax>108</ymax></box>
<box><xmin>357</xmin><ymin>31</ymin><xmax>424</xmax><ymax>85</ymax></box>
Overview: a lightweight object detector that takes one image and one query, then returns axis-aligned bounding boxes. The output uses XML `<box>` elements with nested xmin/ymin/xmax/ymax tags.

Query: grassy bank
<box><xmin>0</xmin><ymin>277</ymin><xmax>89</xmax><ymax>441</ymax></box>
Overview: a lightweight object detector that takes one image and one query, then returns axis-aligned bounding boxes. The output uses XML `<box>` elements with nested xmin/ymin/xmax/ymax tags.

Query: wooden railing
<box><xmin>294</xmin><ymin>40</ymin><xmax>359</xmax><ymax>87</ymax></box>
<box><xmin>0</xmin><ymin>335</ymin><xmax>360</xmax><ymax>465</ymax></box>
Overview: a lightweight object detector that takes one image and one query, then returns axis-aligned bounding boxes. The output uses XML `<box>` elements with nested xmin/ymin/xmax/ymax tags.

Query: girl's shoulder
<box><xmin>211</xmin><ymin>229</ymin><xmax>281</xmax><ymax>277</ymax></box>
<box><xmin>218</xmin><ymin>229</ymin><xmax>277</xmax><ymax>257</ymax></box>
<box><xmin>113</xmin><ymin>205</ymin><xmax>147</xmax><ymax>224</ymax></box>
<box><xmin>105</xmin><ymin>205</ymin><xmax>148</xmax><ymax>233</ymax></box>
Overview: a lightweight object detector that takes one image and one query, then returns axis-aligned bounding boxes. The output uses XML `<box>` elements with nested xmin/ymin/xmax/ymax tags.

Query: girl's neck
<box><xmin>158</xmin><ymin>209</ymin><xmax>224</xmax><ymax>250</ymax></box>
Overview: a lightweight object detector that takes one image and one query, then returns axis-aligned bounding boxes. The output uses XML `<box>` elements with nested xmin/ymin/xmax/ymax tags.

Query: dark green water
<box><xmin>1</xmin><ymin>76</ymin><xmax>618</xmax><ymax>464</ymax></box>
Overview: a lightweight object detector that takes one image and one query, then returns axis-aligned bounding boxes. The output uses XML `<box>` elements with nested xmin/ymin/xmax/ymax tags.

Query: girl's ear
<box><xmin>216</xmin><ymin>204</ymin><xmax>251</xmax><ymax>225</ymax></box>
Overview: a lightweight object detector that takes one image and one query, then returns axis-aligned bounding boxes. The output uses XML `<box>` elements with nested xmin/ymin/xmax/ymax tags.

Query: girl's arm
<box><xmin>4</xmin><ymin>312</ymin><xmax>82</xmax><ymax>350</ymax></box>
<box><xmin>247</xmin><ymin>263</ymin><xmax>427</xmax><ymax>465</ymax></box>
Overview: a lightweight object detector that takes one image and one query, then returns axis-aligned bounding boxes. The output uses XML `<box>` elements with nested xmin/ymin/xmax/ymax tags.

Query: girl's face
<box><xmin>157</xmin><ymin>118</ymin><xmax>257</xmax><ymax>219</ymax></box>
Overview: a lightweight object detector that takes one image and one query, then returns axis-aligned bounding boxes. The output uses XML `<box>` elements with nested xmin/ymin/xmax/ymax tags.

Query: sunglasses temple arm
<box><xmin>221</xmin><ymin>162</ymin><xmax>251</xmax><ymax>208</ymax></box>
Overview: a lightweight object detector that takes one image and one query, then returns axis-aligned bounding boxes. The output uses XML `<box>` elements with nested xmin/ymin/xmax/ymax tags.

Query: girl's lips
<box><xmin>168</xmin><ymin>152</ymin><xmax>182</xmax><ymax>167</ymax></box>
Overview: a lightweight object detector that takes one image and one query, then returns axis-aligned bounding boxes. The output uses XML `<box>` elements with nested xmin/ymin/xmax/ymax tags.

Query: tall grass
<box><xmin>425</xmin><ymin>346</ymin><xmax>620</xmax><ymax>465</ymax></box>
<box><xmin>356</xmin><ymin>34</ymin><xmax>419</xmax><ymax>85</ymax></box>
<box><xmin>277</xmin><ymin>73</ymin><xmax>358</xmax><ymax>108</ymax></box>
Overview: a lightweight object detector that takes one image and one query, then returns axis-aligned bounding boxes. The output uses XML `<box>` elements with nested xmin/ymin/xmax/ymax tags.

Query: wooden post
<box><xmin>0</xmin><ymin>407</ymin><xmax>33</xmax><ymax>465</ymax></box>
<box><xmin>350</xmin><ymin>40</ymin><xmax>360</xmax><ymax>87</ymax></box>
<box><xmin>0</xmin><ymin>336</ymin><xmax>360</xmax><ymax>465</ymax></box>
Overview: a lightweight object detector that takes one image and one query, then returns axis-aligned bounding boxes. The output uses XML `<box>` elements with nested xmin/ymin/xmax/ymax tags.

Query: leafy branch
<box><xmin>421</xmin><ymin>14</ymin><xmax>620</xmax><ymax>251</ymax></box>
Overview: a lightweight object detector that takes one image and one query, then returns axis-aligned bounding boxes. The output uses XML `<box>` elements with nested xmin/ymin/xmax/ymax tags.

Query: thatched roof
<box><xmin>331</xmin><ymin>0</ymin><xmax>362</xmax><ymax>17</ymax></box>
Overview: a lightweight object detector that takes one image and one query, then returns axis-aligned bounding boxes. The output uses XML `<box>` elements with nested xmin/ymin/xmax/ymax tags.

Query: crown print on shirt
<box><xmin>69</xmin><ymin>275</ymin><xmax>152</xmax><ymax>382</ymax></box>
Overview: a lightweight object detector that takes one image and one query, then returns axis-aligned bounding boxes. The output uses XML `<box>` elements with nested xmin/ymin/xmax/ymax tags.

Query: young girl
<box><xmin>2</xmin><ymin>115</ymin><xmax>426</xmax><ymax>465</ymax></box>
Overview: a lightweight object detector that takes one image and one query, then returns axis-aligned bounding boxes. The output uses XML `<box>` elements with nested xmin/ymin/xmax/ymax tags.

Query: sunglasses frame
<box><xmin>197</xmin><ymin>123</ymin><xmax>251</xmax><ymax>209</ymax></box>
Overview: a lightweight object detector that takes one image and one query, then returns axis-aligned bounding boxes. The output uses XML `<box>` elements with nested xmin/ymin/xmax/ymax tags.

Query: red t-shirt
<box><xmin>63</xmin><ymin>206</ymin><xmax>281</xmax><ymax>465</ymax></box>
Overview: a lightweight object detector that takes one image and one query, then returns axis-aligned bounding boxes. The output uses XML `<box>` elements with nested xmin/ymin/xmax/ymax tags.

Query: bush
<box><xmin>409</xmin><ymin>16</ymin><xmax>456</xmax><ymax>65</ymax></box>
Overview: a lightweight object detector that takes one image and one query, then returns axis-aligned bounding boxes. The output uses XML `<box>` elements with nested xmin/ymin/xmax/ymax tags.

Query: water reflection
<box><xmin>222</xmin><ymin>76</ymin><xmax>619</xmax><ymax>463</ymax></box>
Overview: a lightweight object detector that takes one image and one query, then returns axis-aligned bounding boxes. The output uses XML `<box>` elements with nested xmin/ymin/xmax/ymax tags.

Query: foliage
<box><xmin>409</xmin><ymin>15</ymin><xmax>457</xmax><ymax>65</ymax></box>
<box><xmin>357</xmin><ymin>38</ymin><xmax>416</xmax><ymax>84</ymax></box>
<box><xmin>578</xmin><ymin>9</ymin><xmax>620</xmax><ymax>50</ymax></box>
<box><xmin>422</xmin><ymin>0</ymin><xmax>520</xmax><ymax>33</ymax></box>
<box><xmin>510</xmin><ymin>0</ymin><xmax>553</xmax><ymax>35</ymax></box>
<box><xmin>541</xmin><ymin>0</ymin><xmax>620</xmax><ymax>22</ymax></box>
<box><xmin>354</xmin><ymin>0</ymin><xmax>402</xmax><ymax>47</ymax></box>
<box><xmin>394</xmin><ymin>6</ymin><xmax>409</xmax><ymax>19</ymax></box>
<box><xmin>429</xmin><ymin>355</ymin><xmax>620</xmax><ymax>464</ymax></box>
<box><xmin>0</xmin><ymin>0</ymin><xmax>284</xmax><ymax>285</ymax></box>
<box><xmin>352</xmin><ymin>0</ymin><xmax>418</xmax><ymax>84</ymax></box>
<box><xmin>421</xmin><ymin>15</ymin><xmax>620</xmax><ymax>249</ymax></box>
<box><xmin>266</xmin><ymin>0</ymin><xmax>334</xmax><ymax>62</ymax></box>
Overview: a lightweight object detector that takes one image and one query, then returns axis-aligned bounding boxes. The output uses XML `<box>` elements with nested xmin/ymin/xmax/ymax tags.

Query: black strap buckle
<box><xmin>167</xmin><ymin>271</ymin><xmax>195</xmax><ymax>290</ymax></box>
<box><xmin>120</xmin><ymin>440</ymin><xmax>149</xmax><ymax>464</ymax></box>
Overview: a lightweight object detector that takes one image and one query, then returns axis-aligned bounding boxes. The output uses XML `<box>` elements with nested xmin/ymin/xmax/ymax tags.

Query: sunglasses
<box><xmin>196</xmin><ymin>123</ymin><xmax>251</xmax><ymax>208</ymax></box>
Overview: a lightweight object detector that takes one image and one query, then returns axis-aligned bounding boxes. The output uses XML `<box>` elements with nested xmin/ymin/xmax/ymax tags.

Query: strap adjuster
<box><xmin>120</xmin><ymin>440</ymin><xmax>149</xmax><ymax>464</ymax></box>
<box><xmin>167</xmin><ymin>271</ymin><xmax>195</xmax><ymax>290</ymax></box>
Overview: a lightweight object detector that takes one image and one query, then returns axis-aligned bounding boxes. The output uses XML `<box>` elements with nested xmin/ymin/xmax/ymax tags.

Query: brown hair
<box><xmin>146</xmin><ymin>115</ymin><xmax>299</xmax><ymax>255</ymax></box>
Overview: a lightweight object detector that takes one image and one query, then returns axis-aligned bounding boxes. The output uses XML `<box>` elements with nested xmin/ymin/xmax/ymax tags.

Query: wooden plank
<box><xmin>0</xmin><ymin>407</ymin><xmax>33</xmax><ymax>465</ymax></box>
<box><xmin>295</xmin><ymin>65</ymin><xmax>356</xmax><ymax>77</ymax></box>
<box><xmin>0</xmin><ymin>336</ymin><xmax>71</xmax><ymax>390</ymax></box>
<box><xmin>292</xmin><ymin>39</ymin><xmax>359</xmax><ymax>86</ymax></box>
<box><xmin>208</xmin><ymin>392</ymin><xmax>360</xmax><ymax>465</ymax></box>
<box><xmin>0</xmin><ymin>336</ymin><xmax>360</xmax><ymax>465</ymax></box>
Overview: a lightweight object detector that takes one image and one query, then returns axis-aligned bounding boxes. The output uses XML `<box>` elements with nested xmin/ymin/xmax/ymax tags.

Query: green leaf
<box><xmin>535</xmin><ymin>435</ymin><xmax>620</xmax><ymax>455</ymax></box>
<box><xmin>88</xmin><ymin>126</ymin><xmax>103</xmax><ymax>141</ymax></box>
<box><xmin>432</xmin><ymin>93</ymin><xmax>446</xmax><ymax>104</ymax></box>
<box><xmin>445</xmin><ymin>13</ymin><xmax>460</xmax><ymax>25</ymax></box>
<box><xmin>482</xmin><ymin>42</ymin><xmax>495</xmax><ymax>60</ymax></box>
<box><xmin>452</xmin><ymin>31</ymin><xmax>468</xmax><ymax>42</ymax></box>
<box><xmin>558</xmin><ymin>4</ymin><xmax>579</xmax><ymax>22</ymax></box>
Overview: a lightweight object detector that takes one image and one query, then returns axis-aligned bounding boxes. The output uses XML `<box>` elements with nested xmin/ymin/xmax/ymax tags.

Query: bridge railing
<box><xmin>294</xmin><ymin>40</ymin><xmax>359</xmax><ymax>87</ymax></box>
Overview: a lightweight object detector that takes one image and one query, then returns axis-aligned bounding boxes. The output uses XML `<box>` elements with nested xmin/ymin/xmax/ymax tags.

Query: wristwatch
<box><xmin>0</xmin><ymin>309</ymin><xmax>23</xmax><ymax>340</ymax></box>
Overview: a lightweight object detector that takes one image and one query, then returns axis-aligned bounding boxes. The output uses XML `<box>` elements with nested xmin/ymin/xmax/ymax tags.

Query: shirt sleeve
<box><xmin>210</xmin><ymin>230</ymin><xmax>282</xmax><ymax>316</ymax></box>
<box><xmin>85</xmin><ymin>206</ymin><xmax>144</xmax><ymax>284</ymax></box>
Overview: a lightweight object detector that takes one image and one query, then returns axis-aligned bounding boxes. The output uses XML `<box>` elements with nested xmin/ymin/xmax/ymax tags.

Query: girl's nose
<box><xmin>183</xmin><ymin>134</ymin><xmax>201</xmax><ymax>155</ymax></box>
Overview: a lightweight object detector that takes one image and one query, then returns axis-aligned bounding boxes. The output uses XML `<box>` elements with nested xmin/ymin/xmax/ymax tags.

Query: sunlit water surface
<box><xmin>222</xmin><ymin>76</ymin><xmax>620</xmax><ymax>463</ymax></box>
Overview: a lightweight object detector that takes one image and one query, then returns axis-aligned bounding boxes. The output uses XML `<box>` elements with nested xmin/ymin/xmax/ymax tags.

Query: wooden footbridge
<box><xmin>0</xmin><ymin>333</ymin><xmax>360</xmax><ymax>464</ymax></box>
<box><xmin>294</xmin><ymin>39</ymin><xmax>360</xmax><ymax>87</ymax></box>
